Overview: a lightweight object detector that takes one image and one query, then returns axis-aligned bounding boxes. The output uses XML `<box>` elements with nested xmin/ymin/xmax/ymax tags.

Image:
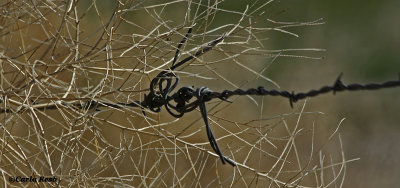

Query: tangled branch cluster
<box><xmin>3</xmin><ymin>0</ymin><xmax>399</xmax><ymax>187</ymax></box>
<box><xmin>2</xmin><ymin>27</ymin><xmax>399</xmax><ymax>168</ymax></box>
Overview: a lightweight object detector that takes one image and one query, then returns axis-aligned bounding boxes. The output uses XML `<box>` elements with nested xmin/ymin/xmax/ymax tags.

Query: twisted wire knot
<box><xmin>142</xmin><ymin>69</ymin><xmax>236</xmax><ymax>165</ymax></box>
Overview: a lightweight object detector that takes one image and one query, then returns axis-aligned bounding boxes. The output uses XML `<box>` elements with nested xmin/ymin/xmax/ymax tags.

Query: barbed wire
<box><xmin>1</xmin><ymin>28</ymin><xmax>400</xmax><ymax>167</ymax></box>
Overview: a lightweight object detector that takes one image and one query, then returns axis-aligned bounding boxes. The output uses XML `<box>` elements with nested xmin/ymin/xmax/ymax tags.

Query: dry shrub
<box><xmin>0</xmin><ymin>0</ymin><xmax>354</xmax><ymax>187</ymax></box>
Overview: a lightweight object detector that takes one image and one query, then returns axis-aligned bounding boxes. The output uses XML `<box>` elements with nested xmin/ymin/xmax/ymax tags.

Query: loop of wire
<box><xmin>139</xmin><ymin>28</ymin><xmax>236</xmax><ymax>165</ymax></box>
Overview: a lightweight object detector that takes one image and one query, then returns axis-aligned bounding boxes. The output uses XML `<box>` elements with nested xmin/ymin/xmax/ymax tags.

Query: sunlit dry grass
<box><xmin>0</xmin><ymin>0</ymin><xmax>353</xmax><ymax>187</ymax></box>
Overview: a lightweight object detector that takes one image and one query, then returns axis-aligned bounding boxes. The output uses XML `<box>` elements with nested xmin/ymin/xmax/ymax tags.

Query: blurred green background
<box><xmin>263</xmin><ymin>1</ymin><xmax>400</xmax><ymax>187</ymax></box>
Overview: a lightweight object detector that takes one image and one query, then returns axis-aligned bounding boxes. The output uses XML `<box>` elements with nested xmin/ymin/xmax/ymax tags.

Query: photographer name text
<box><xmin>9</xmin><ymin>176</ymin><xmax>57</xmax><ymax>183</ymax></box>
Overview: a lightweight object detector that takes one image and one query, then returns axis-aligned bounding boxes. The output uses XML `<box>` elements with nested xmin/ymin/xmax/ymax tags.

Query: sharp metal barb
<box><xmin>172</xmin><ymin>27</ymin><xmax>193</xmax><ymax>67</ymax></box>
